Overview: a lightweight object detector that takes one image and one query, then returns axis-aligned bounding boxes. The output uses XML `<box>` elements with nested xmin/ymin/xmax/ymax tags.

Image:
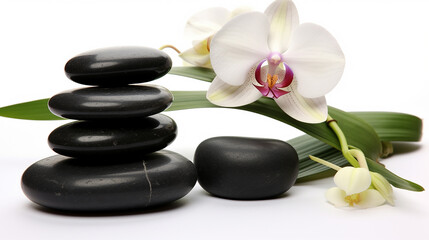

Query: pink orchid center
<box><xmin>253</xmin><ymin>52</ymin><xmax>293</xmax><ymax>99</ymax></box>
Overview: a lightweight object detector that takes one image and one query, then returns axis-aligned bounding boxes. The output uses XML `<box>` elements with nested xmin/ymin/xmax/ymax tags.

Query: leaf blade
<box><xmin>0</xmin><ymin>99</ymin><xmax>63</xmax><ymax>120</ymax></box>
<box><xmin>167</xmin><ymin>91</ymin><xmax>423</xmax><ymax>191</ymax></box>
<box><xmin>168</xmin><ymin>91</ymin><xmax>382</xmax><ymax>160</ymax></box>
<box><xmin>352</xmin><ymin>112</ymin><xmax>422</xmax><ymax>142</ymax></box>
<box><xmin>169</xmin><ymin>66</ymin><xmax>216</xmax><ymax>83</ymax></box>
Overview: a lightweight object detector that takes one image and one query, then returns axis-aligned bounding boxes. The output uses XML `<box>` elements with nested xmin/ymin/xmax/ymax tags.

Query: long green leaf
<box><xmin>168</xmin><ymin>91</ymin><xmax>382</xmax><ymax>161</ymax></box>
<box><xmin>0</xmin><ymin>99</ymin><xmax>63</xmax><ymax>120</ymax></box>
<box><xmin>166</xmin><ymin>91</ymin><xmax>423</xmax><ymax>191</ymax></box>
<box><xmin>169</xmin><ymin>67</ymin><xmax>215</xmax><ymax>82</ymax></box>
<box><xmin>353</xmin><ymin>112</ymin><xmax>422</xmax><ymax>141</ymax></box>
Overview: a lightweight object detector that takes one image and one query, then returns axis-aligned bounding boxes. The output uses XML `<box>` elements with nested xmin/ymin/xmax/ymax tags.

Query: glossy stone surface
<box><xmin>64</xmin><ymin>46</ymin><xmax>172</xmax><ymax>86</ymax></box>
<box><xmin>48</xmin><ymin>114</ymin><xmax>177</xmax><ymax>158</ymax></box>
<box><xmin>21</xmin><ymin>151</ymin><xmax>197</xmax><ymax>212</ymax></box>
<box><xmin>194</xmin><ymin>137</ymin><xmax>299</xmax><ymax>200</ymax></box>
<box><xmin>48</xmin><ymin>85</ymin><xmax>173</xmax><ymax>120</ymax></box>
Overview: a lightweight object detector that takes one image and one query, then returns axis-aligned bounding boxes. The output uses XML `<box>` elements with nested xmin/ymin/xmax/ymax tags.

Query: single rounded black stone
<box><xmin>194</xmin><ymin>137</ymin><xmax>299</xmax><ymax>200</ymax></box>
<box><xmin>64</xmin><ymin>46</ymin><xmax>172</xmax><ymax>86</ymax></box>
<box><xmin>21</xmin><ymin>151</ymin><xmax>197</xmax><ymax>212</ymax></box>
<box><xmin>48</xmin><ymin>85</ymin><xmax>173</xmax><ymax>120</ymax></box>
<box><xmin>48</xmin><ymin>114</ymin><xmax>177</xmax><ymax>158</ymax></box>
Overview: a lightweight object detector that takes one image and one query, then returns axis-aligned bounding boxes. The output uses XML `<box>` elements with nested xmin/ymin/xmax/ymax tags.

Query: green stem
<box><xmin>309</xmin><ymin>155</ymin><xmax>342</xmax><ymax>171</ymax></box>
<box><xmin>349</xmin><ymin>149</ymin><xmax>369</xmax><ymax>169</ymax></box>
<box><xmin>327</xmin><ymin>115</ymin><xmax>360</xmax><ymax>167</ymax></box>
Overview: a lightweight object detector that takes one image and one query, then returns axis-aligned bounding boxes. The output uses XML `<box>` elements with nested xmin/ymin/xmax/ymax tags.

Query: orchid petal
<box><xmin>264</xmin><ymin>0</ymin><xmax>299</xmax><ymax>53</ymax></box>
<box><xmin>283</xmin><ymin>23</ymin><xmax>345</xmax><ymax>98</ymax></box>
<box><xmin>184</xmin><ymin>7</ymin><xmax>231</xmax><ymax>41</ymax></box>
<box><xmin>355</xmin><ymin>189</ymin><xmax>386</xmax><ymax>209</ymax></box>
<box><xmin>326</xmin><ymin>187</ymin><xmax>349</xmax><ymax>207</ymax></box>
<box><xmin>274</xmin><ymin>80</ymin><xmax>328</xmax><ymax>123</ymax></box>
<box><xmin>207</xmin><ymin>75</ymin><xmax>262</xmax><ymax>107</ymax></box>
<box><xmin>210</xmin><ymin>12</ymin><xmax>271</xmax><ymax>86</ymax></box>
<box><xmin>230</xmin><ymin>7</ymin><xmax>253</xmax><ymax>18</ymax></box>
<box><xmin>179</xmin><ymin>41</ymin><xmax>212</xmax><ymax>68</ymax></box>
<box><xmin>334</xmin><ymin>167</ymin><xmax>371</xmax><ymax>196</ymax></box>
<box><xmin>190</xmin><ymin>38</ymin><xmax>211</xmax><ymax>53</ymax></box>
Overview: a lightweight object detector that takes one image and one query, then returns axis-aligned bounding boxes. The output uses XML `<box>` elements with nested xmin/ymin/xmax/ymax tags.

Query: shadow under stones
<box><xmin>27</xmin><ymin>198</ymin><xmax>190</xmax><ymax>217</ymax></box>
<box><xmin>199</xmin><ymin>189</ymin><xmax>291</xmax><ymax>202</ymax></box>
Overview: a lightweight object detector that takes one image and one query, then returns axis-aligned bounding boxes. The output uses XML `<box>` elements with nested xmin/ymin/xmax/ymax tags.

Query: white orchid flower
<box><xmin>180</xmin><ymin>7</ymin><xmax>250</xmax><ymax>68</ymax></box>
<box><xmin>207</xmin><ymin>0</ymin><xmax>345</xmax><ymax>123</ymax></box>
<box><xmin>326</xmin><ymin>167</ymin><xmax>386</xmax><ymax>208</ymax></box>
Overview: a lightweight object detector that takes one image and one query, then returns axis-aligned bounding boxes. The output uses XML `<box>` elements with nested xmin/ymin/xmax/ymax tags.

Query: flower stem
<box><xmin>309</xmin><ymin>155</ymin><xmax>341</xmax><ymax>171</ymax></box>
<box><xmin>327</xmin><ymin>115</ymin><xmax>360</xmax><ymax>168</ymax></box>
<box><xmin>159</xmin><ymin>45</ymin><xmax>181</xmax><ymax>54</ymax></box>
<box><xmin>349</xmin><ymin>149</ymin><xmax>368</xmax><ymax>169</ymax></box>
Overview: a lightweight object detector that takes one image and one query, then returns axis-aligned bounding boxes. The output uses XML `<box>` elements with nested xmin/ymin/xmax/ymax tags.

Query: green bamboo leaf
<box><xmin>169</xmin><ymin>67</ymin><xmax>215</xmax><ymax>83</ymax></box>
<box><xmin>0</xmin><ymin>99</ymin><xmax>63</xmax><ymax>120</ymax></box>
<box><xmin>167</xmin><ymin>91</ymin><xmax>423</xmax><ymax>191</ymax></box>
<box><xmin>352</xmin><ymin>112</ymin><xmax>422</xmax><ymax>141</ymax></box>
<box><xmin>167</xmin><ymin>91</ymin><xmax>382</xmax><ymax>161</ymax></box>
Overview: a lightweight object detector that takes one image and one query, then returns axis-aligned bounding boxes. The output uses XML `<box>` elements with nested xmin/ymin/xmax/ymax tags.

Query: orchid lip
<box><xmin>345</xmin><ymin>193</ymin><xmax>361</xmax><ymax>206</ymax></box>
<box><xmin>253</xmin><ymin>59</ymin><xmax>293</xmax><ymax>99</ymax></box>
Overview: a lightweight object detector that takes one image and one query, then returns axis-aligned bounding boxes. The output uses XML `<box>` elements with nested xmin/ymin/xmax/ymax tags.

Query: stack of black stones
<box><xmin>21</xmin><ymin>47</ymin><xmax>197</xmax><ymax>212</ymax></box>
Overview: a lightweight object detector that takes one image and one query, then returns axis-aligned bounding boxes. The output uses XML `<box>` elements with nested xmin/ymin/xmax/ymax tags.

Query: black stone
<box><xmin>48</xmin><ymin>85</ymin><xmax>173</xmax><ymax>120</ymax></box>
<box><xmin>64</xmin><ymin>46</ymin><xmax>172</xmax><ymax>86</ymax></box>
<box><xmin>194</xmin><ymin>137</ymin><xmax>299</xmax><ymax>200</ymax></box>
<box><xmin>21</xmin><ymin>151</ymin><xmax>197</xmax><ymax>212</ymax></box>
<box><xmin>48</xmin><ymin>114</ymin><xmax>177</xmax><ymax>158</ymax></box>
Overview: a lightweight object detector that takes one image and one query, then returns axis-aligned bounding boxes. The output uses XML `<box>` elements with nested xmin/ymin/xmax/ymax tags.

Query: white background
<box><xmin>1</xmin><ymin>0</ymin><xmax>428</xmax><ymax>239</ymax></box>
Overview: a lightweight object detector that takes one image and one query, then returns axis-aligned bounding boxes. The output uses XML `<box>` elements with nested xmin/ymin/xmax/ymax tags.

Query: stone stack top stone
<box><xmin>64</xmin><ymin>46</ymin><xmax>172</xmax><ymax>86</ymax></box>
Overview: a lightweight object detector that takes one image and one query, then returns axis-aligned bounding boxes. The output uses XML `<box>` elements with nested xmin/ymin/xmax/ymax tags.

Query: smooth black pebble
<box><xmin>48</xmin><ymin>85</ymin><xmax>173</xmax><ymax>120</ymax></box>
<box><xmin>194</xmin><ymin>137</ymin><xmax>299</xmax><ymax>200</ymax></box>
<box><xmin>21</xmin><ymin>151</ymin><xmax>197</xmax><ymax>212</ymax></box>
<box><xmin>48</xmin><ymin>114</ymin><xmax>177</xmax><ymax>158</ymax></box>
<box><xmin>64</xmin><ymin>46</ymin><xmax>172</xmax><ymax>86</ymax></box>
